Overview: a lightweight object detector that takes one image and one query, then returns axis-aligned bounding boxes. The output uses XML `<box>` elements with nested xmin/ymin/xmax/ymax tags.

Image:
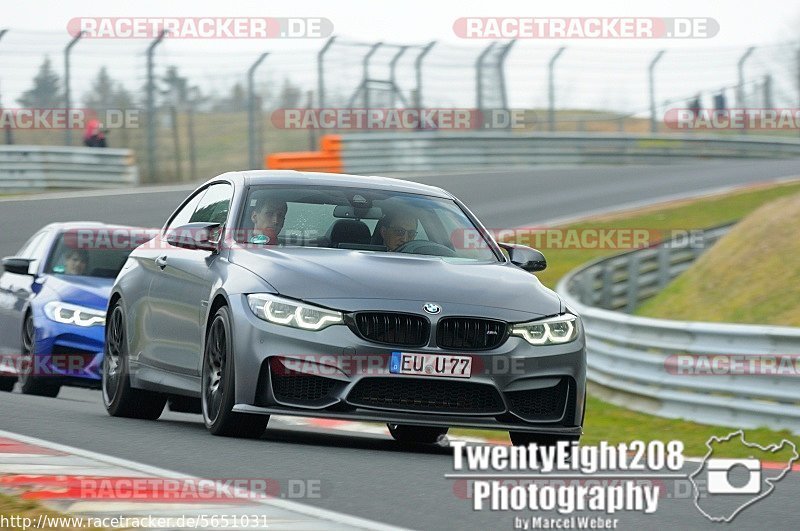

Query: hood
<box><xmin>230</xmin><ymin>247</ymin><xmax>562</xmax><ymax>316</ymax></box>
<box><xmin>42</xmin><ymin>275</ymin><xmax>114</xmax><ymax>311</ymax></box>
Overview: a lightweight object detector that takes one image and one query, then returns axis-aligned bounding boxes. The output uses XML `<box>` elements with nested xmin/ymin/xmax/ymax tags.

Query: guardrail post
<box><xmin>247</xmin><ymin>52</ymin><xmax>269</xmax><ymax>169</ymax></box>
<box><xmin>64</xmin><ymin>31</ymin><xmax>84</xmax><ymax>146</ymax></box>
<box><xmin>580</xmin><ymin>268</ymin><xmax>596</xmax><ymax>305</ymax></box>
<box><xmin>146</xmin><ymin>30</ymin><xmax>167</xmax><ymax>182</ymax></box>
<box><xmin>600</xmin><ymin>262</ymin><xmax>615</xmax><ymax>308</ymax></box>
<box><xmin>648</xmin><ymin>50</ymin><xmax>665</xmax><ymax>133</ymax></box>
<box><xmin>625</xmin><ymin>254</ymin><xmax>641</xmax><ymax>313</ymax></box>
<box><xmin>657</xmin><ymin>243</ymin><xmax>671</xmax><ymax>288</ymax></box>
<box><xmin>548</xmin><ymin>47</ymin><xmax>566</xmax><ymax>132</ymax></box>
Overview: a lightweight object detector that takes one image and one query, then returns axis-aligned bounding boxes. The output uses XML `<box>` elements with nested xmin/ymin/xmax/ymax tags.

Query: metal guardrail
<box><xmin>555</xmin><ymin>224</ymin><xmax>800</xmax><ymax>433</ymax></box>
<box><xmin>0</xmin><ymin>146</ymin><xmax>139</xmax><ymax>192</ymax></box>
<box><xmin>337</xmin><ymin>132</ymin><xmax>800</xmax><ymax>174</ymax></box>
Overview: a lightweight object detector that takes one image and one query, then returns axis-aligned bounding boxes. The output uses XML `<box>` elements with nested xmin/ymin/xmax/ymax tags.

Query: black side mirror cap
<box><xmin>2</xmin><ymin>256</ymin><xmax>35</xmax><ymax>276</ymax></box>
<box><xmin>165</xmin><ymin>222</ymin><xmax>222</xmax><ymax>252</ymax></box>
<box><xmin>499</xmin><ymin>243</ymin><xmax>547</xmax><ymax>272</ymax></box>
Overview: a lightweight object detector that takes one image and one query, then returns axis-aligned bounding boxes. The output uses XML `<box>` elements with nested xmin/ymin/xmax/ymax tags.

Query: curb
<box><xmin>0</xmin><ymin>429</ymin><xmax>405</xmax><ymax>531</ymax></box>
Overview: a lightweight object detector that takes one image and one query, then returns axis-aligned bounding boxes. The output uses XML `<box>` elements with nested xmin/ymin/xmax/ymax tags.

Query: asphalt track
<box><xmin>2</xmin><ymin>160</ymin><xmax>800</xmax><ymax>530</ymax></box>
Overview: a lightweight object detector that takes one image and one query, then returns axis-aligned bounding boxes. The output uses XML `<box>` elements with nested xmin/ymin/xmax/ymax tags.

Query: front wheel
<box><xmin>201</xmin><ymin>306</ymin><xmax>268</xmax><ymax>438</ymax></box>
<box><xmin>388</xmin><ymin>424</ymin><xmax>448</xmax><ymax>445</ymax></box>
<box><xmin>509</xmin><ymin>432</ymin><xmax>580</xmax><ymax>447</ymax></box>
<box><xmin>18</xmin><ymin>314</ymin><xmax>60</xmax><ymax>397</ymax></box>
<box><xmin>102</xmin><ymin>302</ymin><xmax>166</xmax><ymax>419</ymax></box>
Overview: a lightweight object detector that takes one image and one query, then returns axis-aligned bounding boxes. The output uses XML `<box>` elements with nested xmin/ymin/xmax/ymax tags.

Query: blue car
<box><xmin>0</xmin><ymin>222</ymin><xmax>154</xmax><ymax>396</ymax></box>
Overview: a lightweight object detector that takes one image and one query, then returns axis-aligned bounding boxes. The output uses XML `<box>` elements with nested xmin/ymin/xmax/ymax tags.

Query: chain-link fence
<box><xmin>1</xmin><ymin>29</ymin><xmax>798</xmax><ymax>183</ymax></box>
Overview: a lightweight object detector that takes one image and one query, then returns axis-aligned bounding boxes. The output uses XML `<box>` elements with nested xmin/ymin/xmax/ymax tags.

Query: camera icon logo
<box><xmin>690</xmin><ymin>430</ymin><xmax>798</xmax><ymax>522</ymax></box>
<box><xmin>706</xmin><ymin>458</ymin><xmax>761</xmax><ymax>494</ymax></box>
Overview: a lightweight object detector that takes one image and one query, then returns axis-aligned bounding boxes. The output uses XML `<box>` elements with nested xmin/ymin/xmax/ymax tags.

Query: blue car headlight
<box><xmin>44</xmin><ymin>301</ymin><xmax>106</xmax><ymax>327</ymax></box>
<box><xmin>510</xmin><ymin>313</ymin><xmax>579</xmax><ymax>345</ymax></box>
<box><xmin>246</xmin><ymin>293</ymin><xmax>343</xmax><ymax>331</ymax></box>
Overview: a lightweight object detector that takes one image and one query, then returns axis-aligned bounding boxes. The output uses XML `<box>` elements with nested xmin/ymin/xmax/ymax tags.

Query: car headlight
<box><xmin>44</xmin><ymin>301</ymin><xmax>106</xmax><ymax>327</ymax></box>
<box><xmin>246</xmin><ymin>293</ymin><xmax>343</xmax><ymax>331</ymax></box>
<box><xmin>510</xmin><ymin>313</ymin><xmax>579</xmax><ymax>345</ymax></box>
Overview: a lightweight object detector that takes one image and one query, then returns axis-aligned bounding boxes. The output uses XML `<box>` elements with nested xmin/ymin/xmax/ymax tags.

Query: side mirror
<box><xmin>165</xmin><ymin>223</ymin><xmax>222</xmax><ymax>252</ymax></box>
<box><xmin>2</xmin><ymin>256</ymin><xmax>35</xmax><ymax>276</ymax></box>
<box><xmin>499</xmin><ymin>243</ymin><xmax>547</xmax><ymax>272</ymax></box>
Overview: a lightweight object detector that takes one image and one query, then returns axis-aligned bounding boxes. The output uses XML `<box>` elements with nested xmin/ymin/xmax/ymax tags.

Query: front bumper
<box><xmin>230</xmin><ymin>295</ymin><xmax>586</xmax><ymax>435</ymax></box>
<box><xmin>33</xmin><ymin>318</ymin><xmax>104</xmax><ymax>386</ymax></box>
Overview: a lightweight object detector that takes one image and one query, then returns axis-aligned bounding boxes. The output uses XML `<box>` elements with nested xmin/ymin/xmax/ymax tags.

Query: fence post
<box><xmin>64</xmin><ymin>31</ymin><xmax>84</xmax><ymax>146</ymax></box>
<box><xmin>736</xmin><ymin>46</ymin><xmax>755</xmax><ymax>135</ymax></box>
<box><xmin>388</xmin><ymin>45</ymin><xmax>408</xmax><ymax>107</ymax></box>
<box><xmin>475</xmin><ymin>42</ymin><xmax>496</xmax><ymax>110</ymax></box>
<box><xmin>414</xmin><ymin>41</ymin><xmax>436</xmax><ymax>110</ymax></box>
<box><xmin>548</xmin><ymin>47</ymin><xmax>566</xmax><ymax>132</ymax></box>
<box><xmin>0</xmin><ymin>29</ymin><xmax>12</xmax><ymax>145</ymax></box>
<box><xmin>146</xmin><ymin>30</ymin><xmax>167</xmax><ymax>182</ymax></box>
<box><xmin>317</xmin><ymin>36</ymin><xmax>336</xmax><ymax>109</ymax></box>
<box><xmin>247</xmin><ymin>52</ymin><xmax>268</xmax><ymax>169</ymax></box>
<box><xmin>497</xmin><ymin>40</ymin><xmax>516</xmax><ymax>118</ymax></box>
<box><xmin>187</xmin><ymin>86</ymin><xmax>199</xmax><ymax>182</ymax></box>
<box><xmin>648</xmin><ymin>50</ymin><xmax>665</xmax><ymax>133</ymax></box>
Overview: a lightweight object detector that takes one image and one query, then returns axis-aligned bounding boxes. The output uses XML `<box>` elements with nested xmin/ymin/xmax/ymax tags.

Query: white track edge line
<box><xmin>0</xmin><ymin>429</ymin><xmax>409</xmax><ymax>531</ymax></box>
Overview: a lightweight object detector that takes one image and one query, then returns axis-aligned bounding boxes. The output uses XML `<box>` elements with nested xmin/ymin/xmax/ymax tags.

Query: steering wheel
<box><xmin>393</xmin><ymin>240</ymin><xmax>457</xmax><ymax>257</ymax></box>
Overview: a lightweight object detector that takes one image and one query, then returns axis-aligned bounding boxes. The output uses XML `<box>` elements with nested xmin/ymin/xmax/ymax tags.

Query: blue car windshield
<box><xmin>45</xmin><ymin>233</ymin><xmax>134</xmax><ymax>279</ymax></box>
<box><xmin>237</xmin><ymin>185</ymin><xmax>501</xmax><ymax>262</ymax></box>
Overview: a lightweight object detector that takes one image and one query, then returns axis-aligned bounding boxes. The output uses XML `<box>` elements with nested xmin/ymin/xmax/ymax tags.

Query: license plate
<box><xmin>389</xmin><ymin>352</ymin><xmax>472</xmax><ymax>378</ymax></box>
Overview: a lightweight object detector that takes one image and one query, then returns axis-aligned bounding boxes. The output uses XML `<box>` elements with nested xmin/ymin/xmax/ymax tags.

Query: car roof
<box><xmin>39</xmin><ymin>221</ymin><xmax>152</xmax><ymax>232</ymax></box>
<box><xmin>210</xmin><ymin>170</ymin><xmax>454</xmax><ymax>199</ymax></box>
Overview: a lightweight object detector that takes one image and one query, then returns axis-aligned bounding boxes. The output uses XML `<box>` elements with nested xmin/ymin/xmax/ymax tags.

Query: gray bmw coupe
<box><xmin>103</xmin><ymin>171</ymin><xmax>586</xmax><ymax>446</ymax></box>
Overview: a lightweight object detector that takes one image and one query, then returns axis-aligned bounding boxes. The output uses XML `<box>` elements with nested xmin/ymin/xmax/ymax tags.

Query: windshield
<box><xmin>236</xmin><ymin>185</ymin><xmax>500</xmax><ymax>262</ymax></box>
<box><xmin>45</xmin><ymin>233</ymin><xmax>134</xmax><ymax>279</ymax></box>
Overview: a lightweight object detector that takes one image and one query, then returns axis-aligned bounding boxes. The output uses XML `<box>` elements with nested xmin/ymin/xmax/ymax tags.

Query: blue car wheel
<box><xmin>18</xmin><ymin>313</ymin><xmax>60</xmax><ymax>397</ymax></box>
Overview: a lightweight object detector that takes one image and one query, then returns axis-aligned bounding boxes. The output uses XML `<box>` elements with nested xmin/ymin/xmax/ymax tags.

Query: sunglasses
<box><xmin>387</xmin><ymin>227</ymin><xmax>418</xmax><ymax>239</ymax></box>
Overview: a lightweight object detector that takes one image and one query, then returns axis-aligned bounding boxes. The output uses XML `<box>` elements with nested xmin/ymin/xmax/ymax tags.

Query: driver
<box><xmin>250</xmin><ymin>197</ymin><xmax>288</xmax><ymax>245</ymax></box>
<box><xmin>379</xmin><ymin>209</ymin><xmax>419</xmax><ymax>251</ymax></box>
<box><xmin>64</xmin><ymin>249</ymin><xmax>89</xmax><ymax>275</ymax></box>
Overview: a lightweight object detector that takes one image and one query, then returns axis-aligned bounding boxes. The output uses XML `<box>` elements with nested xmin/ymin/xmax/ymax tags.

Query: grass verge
<box><xmin>0</xmin><ymin>492</ymin><xmax>107</xmax><ymax>530</ymax></box>
<box><xmin>452</xmin><ymin>178</ymin><xmax>800</xmax><ymax>456</ymax></box>
<box><xmin>635</xmin><ymin>190</ymin><xmax>800</xmax><ymax>325</ymax></box>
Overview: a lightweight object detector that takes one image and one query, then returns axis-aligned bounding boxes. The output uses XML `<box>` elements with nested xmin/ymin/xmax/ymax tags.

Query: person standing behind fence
<box><xmin>83</xmin><ymin>118</ymin><xmax>107</xmax><ymax>147</ymax></box>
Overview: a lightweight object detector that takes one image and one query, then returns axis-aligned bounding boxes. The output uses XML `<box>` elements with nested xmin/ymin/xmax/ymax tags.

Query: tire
<box><xmin>18</xmin><ymin>313</ymin><xmax>60</xmax><ymax>397</ymax></box>
<box><xmin>509</xmin><ymin>432</ymin><xmax>580</xmax><ymax>447</ymax></box>
<box><xmin>0</xmin><ymin>376</ymin><xmax>15</xmax><ymax>392</ymax></box>
<box><xmin>388</xmin><ymin>424</ymin><xmax>448</xmax><ymax>445</ymax></box>
<box><xmin>102</xmin><ymin>302</ymin><xmax>166</xmax><ymax>420</ymax></box>
<box><xmin>202</xmin><ymin>305</ymin><xmax>268</xmax><ymax>438</ymax></box>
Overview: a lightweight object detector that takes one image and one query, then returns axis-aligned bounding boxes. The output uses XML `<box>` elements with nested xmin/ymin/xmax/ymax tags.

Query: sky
<box><xmin>6</xmin><ymin>0</ymin><xmax>799</xmax><ymax>47</ymax></box>
<box><xmin>2</xmin><ymin>0</ymin><xmax>799</xmax><ymax>112</ymax></box>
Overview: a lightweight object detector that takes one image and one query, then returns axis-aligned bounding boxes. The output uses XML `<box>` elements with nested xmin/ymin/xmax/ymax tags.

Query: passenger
<box><xmin>250</xmin><ymin>197</ymin><xmax>288</xmax><ymax>245</ymax></box>
<box><xmin>64</xmin><ymin>249</ymin><xmax>89</xmax><ymax>275</ymax></box>
<box><xmin>379</xmin><ymin>209</ymin><xmax>419</xmax><ymax>251</ymax></box>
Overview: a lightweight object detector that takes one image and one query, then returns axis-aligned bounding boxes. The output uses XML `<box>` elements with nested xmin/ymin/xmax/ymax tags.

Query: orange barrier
<box><xmin>265</xmin><ymin>134</ymin><xmax>343</xmax><ymax>173</ymax></box>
